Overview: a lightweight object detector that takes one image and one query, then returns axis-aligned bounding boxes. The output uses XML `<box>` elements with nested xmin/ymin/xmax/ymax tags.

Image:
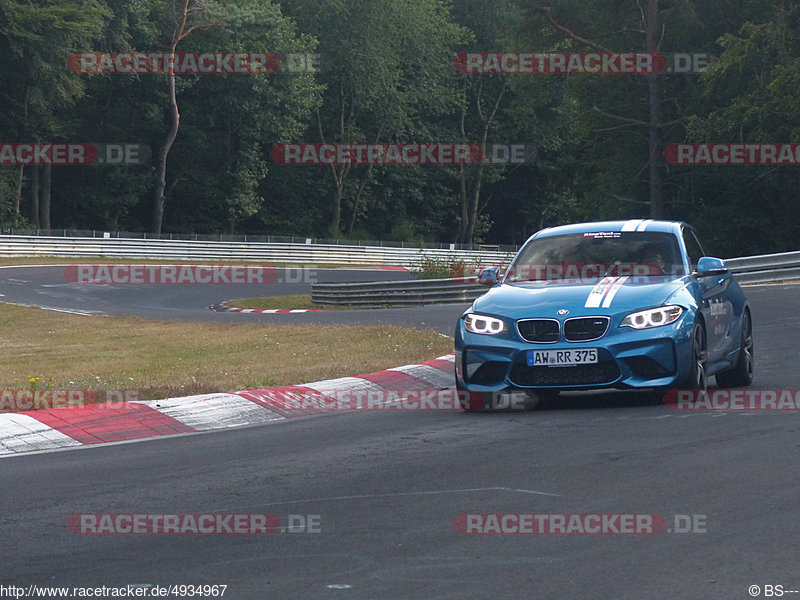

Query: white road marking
<box><xmin>388</xmin><ymin>364</ymin><xmax>454</xmax><ymax>388</ymax></box>
<box><xmin>0</xmin><ymin>413</ymin><xmax>82</xmax><ymax>455</ymax></box>
<box><xmin>136</xmin><ymin>393</ymin><xmax>284</xmax><ymax>430</ymax></box>
<box><xmin>0</xmin><ymin>265</ymin><xmax>65</xmax><ymax>269</ymax></box>
<box><xmin>38</xmin><ymin>307</ymin><xmax>103</xmax><ymax>316</ymax></box>
<box><xmin>240</xmin><ymin>486</ymin><xmax>563</xmax><ymax>508</ymax></box>
<box><xmin>303</xmin><ymin>377</ymin><xmax>385</xmax><ymax>394</ymax></box>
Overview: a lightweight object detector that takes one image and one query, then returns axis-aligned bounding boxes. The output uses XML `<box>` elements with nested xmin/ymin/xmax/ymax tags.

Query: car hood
<box><xmin>472</xmin><ymin>276</ymin><xmax>687</xmax><ymax>318</ymax></box>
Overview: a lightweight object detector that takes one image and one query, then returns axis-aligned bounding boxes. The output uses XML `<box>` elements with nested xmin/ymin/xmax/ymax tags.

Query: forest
<box><xmin>0</xmin><ymin>0</ymin><xmax>798</xmax><ymax>257</ymax></box>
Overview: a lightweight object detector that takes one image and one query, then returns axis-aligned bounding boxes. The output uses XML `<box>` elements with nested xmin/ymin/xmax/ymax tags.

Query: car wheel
<box><xmin>685</xmin><ymin>321</ymin><xmax>708</xmax><ymax>392</ymax></box>
<box><xmin>715</xmin><ymin>310</ymin><xmax>754</xmax><ymax>388</ymax></box>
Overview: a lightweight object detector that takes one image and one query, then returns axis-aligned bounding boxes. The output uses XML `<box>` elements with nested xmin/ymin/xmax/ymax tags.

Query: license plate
<box><xmin>528</xmin><ymin>348</ymin><xmax>598</xmax><ymax>366</ymax></box>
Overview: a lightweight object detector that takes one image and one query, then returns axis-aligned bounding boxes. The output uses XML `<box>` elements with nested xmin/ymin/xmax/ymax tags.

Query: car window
<box><xmin>682</xmin><ymin>229</ymin><xmax>705</xmax><ymax>271</ymax></box>
<box><xmin>505</xmin><ymin>231</ymin><xmax>683</xmax><ymax>281</ymax></box>
<box><xmin>691</xmin><ymin>230</ymin><xmax>709</xmax><ymax>256</ymax></box>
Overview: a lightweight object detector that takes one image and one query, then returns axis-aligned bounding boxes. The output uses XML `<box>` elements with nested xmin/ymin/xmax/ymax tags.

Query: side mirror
<box><xmin>695</xmin><ymin>256</ymin><xmax>728</xmax><ymax>277</ymax></box>
<box><xmin>477</xmin><ymin>266</ymin><xmax>500</xmax><ymax>286</ymax></box>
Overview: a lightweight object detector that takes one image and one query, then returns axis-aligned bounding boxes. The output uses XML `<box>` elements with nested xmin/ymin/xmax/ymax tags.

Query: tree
<box><xmin>679</xmin><ymin>1</ymin><xmax>800</xmax><ymax>254</ymax></box>
<box><xmin>156</xmin><ymin>0</ymin><xmax>321</xmax><ymax>233</ymax></box>
<box><xmin>446</xmin><ymin>0</ymin><xmax>578</xmax><ymax>244</ymax></box>
<box><xmin>0</xmin><ymin>0</ymin><xmax>109</xmax><ymax>227</ymax></box>
<box><xmin>283</xmin><ymin>0</ymin><xmax>471</xmax><ymax>236</ymax></box>
<box><xmin>150</xmin><ymin>0</ymin><xmax>218</xmax><ymax>234</ymax></box>
<box><xmin>530</xmin><ymin>2</ymin><xmax>670</xmax><ymax>218</ymax></box>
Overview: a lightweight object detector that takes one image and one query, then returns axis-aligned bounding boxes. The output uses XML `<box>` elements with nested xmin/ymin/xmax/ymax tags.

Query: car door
<box><xmin>683</xmin><ymin>227</ymin><xmax>733</xmax><ymax>362</ymax></box>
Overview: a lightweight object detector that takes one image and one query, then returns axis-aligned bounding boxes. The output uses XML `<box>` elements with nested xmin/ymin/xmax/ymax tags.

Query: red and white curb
<box><xmin>210</xmin><ymin>304</ymin><xmax>322</xmax><ymax>314</ymax></box>
<box><xmin>0</xmin><ymin>354</ymin><xmax>455</xmax><ymax>457</ymax></box>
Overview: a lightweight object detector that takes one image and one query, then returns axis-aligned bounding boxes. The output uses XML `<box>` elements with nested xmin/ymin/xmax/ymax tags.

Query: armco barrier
<box><xmin>311</xmin><ymin>277</ymin><xmax>486</xmax><ymax>307</ymax></box>
<box><xmin>312</xmin><ymin>252</ymin><xmax>800</xmax><ymax>306</ymax></box>
<box><xmin>0</xmin><ymin>235</ymin><xmax>513</xmax><ymax>267</ymax></box>
<box><xmin>725</xmin><ymin>251</ymin><xmax>800</xmax><ymax>284</ymax></box>
<box><xmin>1</xmin><ymin>234</ymin><xmax>797</xmax><ymax>288</ymax></box>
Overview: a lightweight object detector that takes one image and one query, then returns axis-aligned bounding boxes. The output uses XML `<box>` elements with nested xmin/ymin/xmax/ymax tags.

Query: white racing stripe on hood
<box><xmin>601</xmin><ymin>275</ymin><xmax>629</xmax><ymax>307</ymax></box>
<box><xmin>584</xmin><ymin>275</ymin><xmax>630</xmax><ymax>308</ymax></box>
<box><xmin>584</xmin><ymin>276</ymin><xmax>618</xmax><ymax>308</ymax></box>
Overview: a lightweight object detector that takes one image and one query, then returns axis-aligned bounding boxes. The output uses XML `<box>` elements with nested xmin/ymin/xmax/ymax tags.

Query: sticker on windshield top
<box><xmin>582</xmin><ymin>231</ymin><xmax>621</xmax><ymax>238</ymax></box>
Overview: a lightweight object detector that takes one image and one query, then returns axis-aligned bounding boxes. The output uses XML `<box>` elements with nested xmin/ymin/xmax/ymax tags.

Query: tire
<box><xmin>684</xmin><ymin>321</ymin><xmax>708</xmax><ymax>392</ymax></box>
<box><xmin>715</xmin><ymin>310</ymin><xmax>754</xmax><ymax>388</ymax></box>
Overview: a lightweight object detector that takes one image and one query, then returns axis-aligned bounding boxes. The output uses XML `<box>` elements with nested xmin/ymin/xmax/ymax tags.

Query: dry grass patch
<box><xmin>0</xmin><ymin>302</ymin><xmax>452</xmax><ymax>407</ymax></box>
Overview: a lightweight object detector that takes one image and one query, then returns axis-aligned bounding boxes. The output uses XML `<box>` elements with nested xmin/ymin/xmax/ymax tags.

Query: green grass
<box><xmin>0</xmin><ymin>302</ymin><xmax>452</xmax><ymax>408</ymax></box>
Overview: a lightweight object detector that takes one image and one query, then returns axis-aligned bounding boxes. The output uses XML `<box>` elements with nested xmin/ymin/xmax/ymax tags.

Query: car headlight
<box><xmin>620</xmin><ymin>305</ymin><xmax>683</xmax><ymax>329</ymax></box>
<box><xmin>464</xmin><ymin>313</ymin><xmax>506</xmax><ymax>335</ymax></box>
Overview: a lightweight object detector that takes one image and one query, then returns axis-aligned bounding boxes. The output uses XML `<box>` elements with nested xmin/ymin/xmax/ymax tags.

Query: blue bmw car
<box><xmin>454</xmin><ymin>219</ymin><xmax>754</xmax><ymax>410</ymax></box>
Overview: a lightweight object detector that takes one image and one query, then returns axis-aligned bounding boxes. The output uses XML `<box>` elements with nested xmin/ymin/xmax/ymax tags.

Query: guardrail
<box><xmin>0</xmin><ymin>228</ymin><xmax>518</xmax><ymax>252</ymax></box>
<box><xmin>724</xmin><ymin>251</ymin><xmax>800</xmax><ymax>284</ymax></box>
<box><xmin>1</xmin><ymin>234</ymin><xmax>797</xmax><ymax>299</ymax></box>
<box><xmin>313</xmin><ymin>252</ymin><xmax>800</xmax><ymax>307</ymax></box>
<box><xmin>312</xmin><ymin>277</ymin><xmax>486</xmax><ymax>308</ymax></box>
<box><xmin>0</xmin><ymin>235</ymin><xmax>513</xmax><ymax>267</ymax></box>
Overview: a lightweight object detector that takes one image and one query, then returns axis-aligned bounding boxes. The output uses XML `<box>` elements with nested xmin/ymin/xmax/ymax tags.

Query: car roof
<box><xmin>532</xmin><ymin>219</ymin><xmax>686</xmax><ymax>239</ymax></box>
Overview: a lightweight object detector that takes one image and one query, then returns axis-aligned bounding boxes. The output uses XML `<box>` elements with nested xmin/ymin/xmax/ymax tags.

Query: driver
<box><xmin>640</xmin><ymin>245</ymin><xmax>666</xmax><ymax>276</ymax></box>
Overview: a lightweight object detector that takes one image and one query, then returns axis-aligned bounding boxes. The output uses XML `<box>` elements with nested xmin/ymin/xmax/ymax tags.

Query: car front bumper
<box><xmin>454</xmin><ymin>312</ymin><xmax>696</xmax><ymax>393</ymax></box>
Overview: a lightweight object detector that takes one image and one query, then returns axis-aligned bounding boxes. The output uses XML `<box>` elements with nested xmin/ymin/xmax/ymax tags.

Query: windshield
<box><xmin>504</xmin><ymin>231</ymin><xmax>685</xmax><ymax>282</ymax></box>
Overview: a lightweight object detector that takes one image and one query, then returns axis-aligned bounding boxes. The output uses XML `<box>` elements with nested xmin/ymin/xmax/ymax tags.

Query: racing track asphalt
<box><xmin>1</xmin><ymin>265</ymin><xmax>799</xmax><ymax>599</ymax></box>
<box><xmin>0</xmin><ymin>265</ymin><xmax>458</xmax><ymax>333</ymax></box>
